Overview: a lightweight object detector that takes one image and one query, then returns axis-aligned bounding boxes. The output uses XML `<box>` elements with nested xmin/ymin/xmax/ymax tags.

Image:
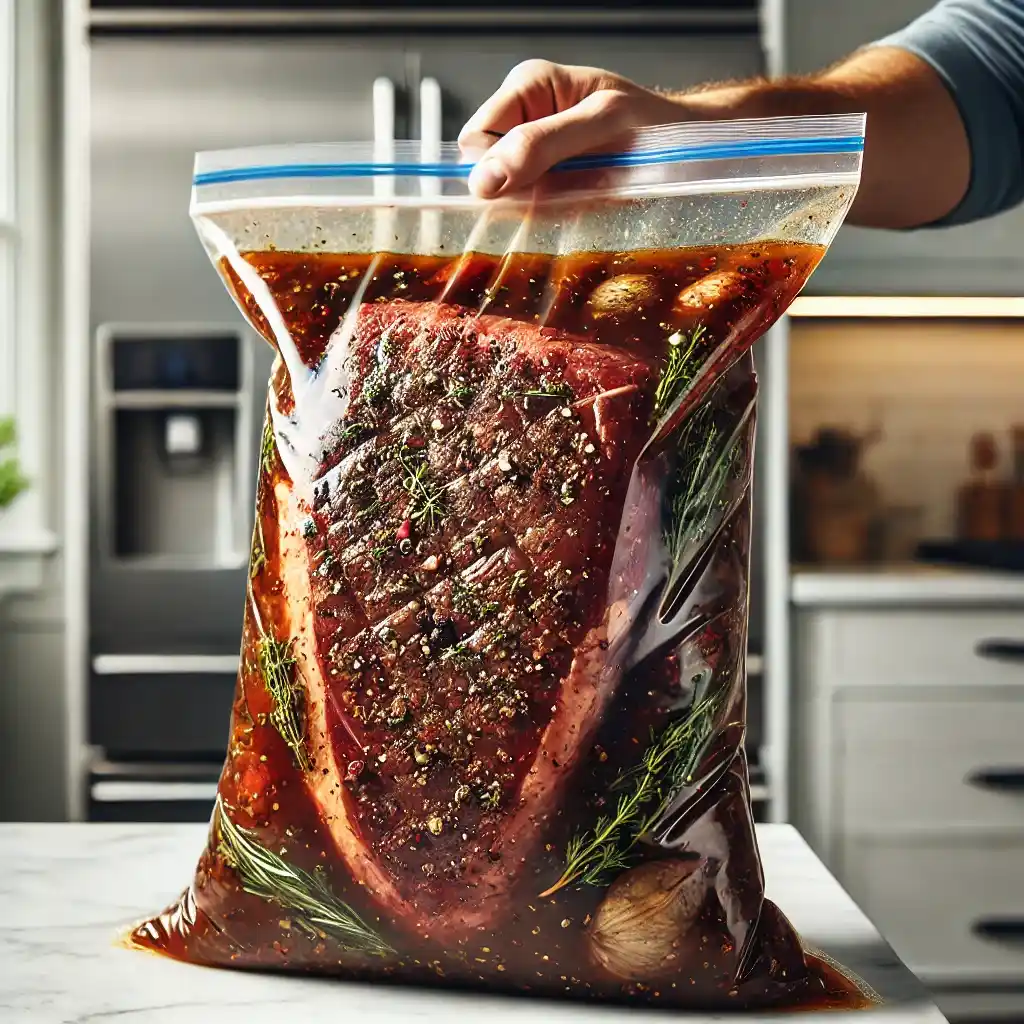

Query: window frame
<box><xmin>0</xmin><ymin>0</ymin><xmax>58</xmax><ymax>577</ymax></box>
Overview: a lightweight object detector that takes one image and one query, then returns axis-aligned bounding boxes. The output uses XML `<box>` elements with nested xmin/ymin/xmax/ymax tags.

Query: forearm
<box><xmin>671</xmin><ymin>47</ymin><xmax>970</xmax><ymax>230</ymax></box>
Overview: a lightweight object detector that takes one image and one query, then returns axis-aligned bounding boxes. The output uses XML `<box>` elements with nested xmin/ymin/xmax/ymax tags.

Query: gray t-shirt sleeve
<box><xmin>875</xmin><ymin>0</ymin><xmax>1024</xmax><ymax>226</ymax></box>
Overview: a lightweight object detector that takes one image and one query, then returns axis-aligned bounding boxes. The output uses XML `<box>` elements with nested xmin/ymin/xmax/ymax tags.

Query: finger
<box><xmin>467</xmin><ymin>89</ymin><xmax>635</xmax><ymax>198</ymax></box>
<box><xmin>458</xmin><ymin>59</ymin><xmax>563</xmax><ymax>154</ymax></box>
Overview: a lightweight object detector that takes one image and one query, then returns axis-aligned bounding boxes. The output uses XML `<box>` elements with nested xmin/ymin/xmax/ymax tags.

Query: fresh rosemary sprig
<box><xmin>539</xmin><ymin>689</ymin><xmax>723</xmax><ymax>898</ymax></box>
<box><xmin>652</xmin><ymin>324</ymin><xmax>707</xmax><ymax>422</ymax></box>
<box><xmin>664</xmin><ymin>410</ymin><xmax>740</xmax><ymax>566</ymax></box>
<box><xmin>216</xmin><ymin>796</ymin><xmax>393</xmax><ymax>957</ymax></box>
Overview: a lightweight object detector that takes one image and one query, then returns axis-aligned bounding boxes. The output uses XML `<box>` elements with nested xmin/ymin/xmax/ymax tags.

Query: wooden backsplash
<box><xmin>788</xmin><ymin>317</ymin><xmax>1024</xmax><ymax>539</ymax></box>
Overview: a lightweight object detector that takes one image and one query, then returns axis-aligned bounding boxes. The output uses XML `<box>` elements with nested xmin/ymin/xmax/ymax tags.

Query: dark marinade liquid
<box><xmin>131</xmin><ymin>242</ymin><xmax>877</xmax><ymax>1013</ymax></box>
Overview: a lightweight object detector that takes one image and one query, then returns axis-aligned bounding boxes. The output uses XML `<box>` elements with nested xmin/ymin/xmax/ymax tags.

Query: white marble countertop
<box><xmin>0</xmin><ymin>823</ymin><xmax>946</xmax><ymax>1024</ymax></box>
<box><xmin>791</xmin><ymin>564</ymin><xmax>1024</xmax><ymax>607</ymax></box>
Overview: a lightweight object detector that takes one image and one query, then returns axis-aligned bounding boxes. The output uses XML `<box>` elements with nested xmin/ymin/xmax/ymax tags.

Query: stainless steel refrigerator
<box><xmin>85</xmin><ymin>1</ymin><xmax>770</xmax><ymax>821</ymax></box>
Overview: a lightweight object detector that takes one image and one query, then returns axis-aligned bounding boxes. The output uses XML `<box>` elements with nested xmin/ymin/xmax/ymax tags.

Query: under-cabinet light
<box><xmin>787</xmin><ymin>296</ymin><xmax>1024</xmax><ymax>318</ymax></box>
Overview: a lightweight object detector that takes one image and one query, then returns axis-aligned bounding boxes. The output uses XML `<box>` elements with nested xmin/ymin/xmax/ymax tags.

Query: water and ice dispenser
<box><xmin>88</xmin><ymin>324</ymin><xmax>269</xmax><ymax>789</ymax></box>
<box><xmin>95</xmin><ymin>326</ymin><xmax>253</xmax><ymax>568</ymax></box>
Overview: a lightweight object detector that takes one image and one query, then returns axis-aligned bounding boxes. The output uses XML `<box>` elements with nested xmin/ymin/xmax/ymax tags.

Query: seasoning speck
<box><xmin>427</xmin><ymin>816</ymin><xmax>443</xmax><ymax>835</ymax></box>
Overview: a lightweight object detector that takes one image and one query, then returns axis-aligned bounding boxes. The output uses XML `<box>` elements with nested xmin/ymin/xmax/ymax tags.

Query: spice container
<box><xmin>1008</xmin><ymin>425</ymin><xmax>1024</xmax><ymax>541</ymax></box>
<box><xmin>957</xmin><ymin>432</ymin><xmax>1005</xmax><ymax>542</ymax></box>
<box><xmin>792</xmin><ymin>426</ymin><xmax>881</xmax><ymax>565</ymax></box>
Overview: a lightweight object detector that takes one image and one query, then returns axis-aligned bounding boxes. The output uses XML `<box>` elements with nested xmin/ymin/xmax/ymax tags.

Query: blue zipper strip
<box><xmin>194</xmin><ymin>134</ymin><xmax>865</xmax><ymax>187</ymax></box>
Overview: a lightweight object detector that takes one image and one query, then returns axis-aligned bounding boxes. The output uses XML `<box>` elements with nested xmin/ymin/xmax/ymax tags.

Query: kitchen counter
<box><xmin>0</xmin><ymin>823</ymin><xmax>946</xmax><ymax>1023</ymax></box>
<box><xmin>791</xmin><ymin>564</ymin><xmax>1024</xmax><ymax>607</ymax></box>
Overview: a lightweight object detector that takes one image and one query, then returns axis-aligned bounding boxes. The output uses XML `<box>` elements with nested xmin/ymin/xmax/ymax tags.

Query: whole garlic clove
<box><xmin>588</xmin><ymin>857</ymin><xmax>710</xmax><ymax>981</ymax></box>
<box><xmin>673</xmin><ymin>271</ymin><xmax>746</xmax><ymax>321</ymax></box>
<box><xmin>587</xmin><ymin>274</ymin><xmax>661</xmax><ymax>321</ymax></box>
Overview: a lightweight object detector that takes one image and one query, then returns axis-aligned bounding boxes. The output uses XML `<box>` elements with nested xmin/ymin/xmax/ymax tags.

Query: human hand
<box><xmin>458</xmin><ymin>60</ymin><xmax>687</xmax><ymax>198</ymax></box>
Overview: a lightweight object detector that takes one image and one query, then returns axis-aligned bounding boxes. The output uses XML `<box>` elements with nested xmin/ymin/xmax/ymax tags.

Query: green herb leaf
<box><xmin>257</xmin><ymin>632</ymin><xmax>312</xmax><ymax>773</ymax></box>
<box><xmin>260</xmin><ymin>418</ymin><xmax>277</xmax><ymax>475</ymax></box>
<box><xmin>539</xmin><ymin>688</ymin><xmax>724</xmax><ymax>897</ymax></box>
<box><xmin>664</xmin><ymin>410</ymin><xmax>741</xmax><ymax>568</ymax></box>
<box><xmin>249</xmin><ymin>513</ymin><xmax>267</xmax><ymax>578</ymax></box>
<box><xmin>0</xmin><ymin>417</ymin><xmax>28</xmax><ymax>510</ymax></box>
<box><xmin>399</xmin><ymin>451</ymin><xmax>448</xmax><ymax>531</ymax></box>
<box><xmin>216</xmin><ymin>796</ymin><xmax>393</xmax><ymax>957</ymax></box>
<box><xmin>652</xmin><ymin>325</ymin><xmax>707</xmax><ymax>422</ymax></box>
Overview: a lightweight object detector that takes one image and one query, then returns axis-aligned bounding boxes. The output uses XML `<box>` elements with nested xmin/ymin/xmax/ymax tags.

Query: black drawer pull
<box><xmin>975</xmin><ymin>639</ymin><xmax>1024</xmax><ymax>663</ymax></box>
<box><xmin>965</xmin><ymin>768</ymin><xmax>1024</xmax><ymax>792</ymax></box>
<box><xmin>972</xmin><ymin>919</ymin><xmax>1024</xmax><ymax>947</ymax></box>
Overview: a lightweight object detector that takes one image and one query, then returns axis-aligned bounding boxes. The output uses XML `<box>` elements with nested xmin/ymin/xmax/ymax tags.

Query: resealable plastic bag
<box><xmin>132</xmin><ymin>115</ymin><xmax>874</xmax><ymax>1010</ymax></box>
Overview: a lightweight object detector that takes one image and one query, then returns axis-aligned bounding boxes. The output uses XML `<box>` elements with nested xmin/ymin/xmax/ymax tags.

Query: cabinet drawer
<box><xmin>820</xmin><ymin>610</ymin><xmax>1024</xmax><ymax>688</ymax></box>
<box><xmin>841</xmin><ymin>837</ymin><xmax>1024</xmax><ymax>984</ymax></box>
<box><xmin>837</xmin><ymin>695</ymin><xmax>1024</xmax><ymax>831</ymax></box>
<box><xmin>90</xmin><ymin>671</ymin><xmax>236</xmax><ymax>758</ymax></box>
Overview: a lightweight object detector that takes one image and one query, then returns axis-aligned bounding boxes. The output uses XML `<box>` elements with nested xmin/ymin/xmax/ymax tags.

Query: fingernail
<box><xmin>471</xmin><ymin>159</ymin><xmax>508</xmax><ymax>197</ymax></box>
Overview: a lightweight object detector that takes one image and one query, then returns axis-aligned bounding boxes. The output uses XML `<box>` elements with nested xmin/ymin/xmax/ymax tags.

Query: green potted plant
<box><xmin>0</xmin><ymin>417</ymin><xmax>28</xmax><ymax>510</ymax></box>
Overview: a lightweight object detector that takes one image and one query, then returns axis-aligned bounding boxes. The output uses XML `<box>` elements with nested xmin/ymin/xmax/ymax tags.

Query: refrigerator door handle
<box><xmin>419</xmin><ymin>76</ymin><xmax>443</xmax><ymax>252</ymax></box>
<box><xmin>372</xmin><ymin>76</ymin><xmax>397</xmax><ymax>252</ymax></box>
<box><xmin>965</xmin><ymin>767</ymin><xmax>1024</xmax><ymax>792</ymax></box>
<box><xmin>975</xmin><ymin>638</ymin><xmax>1024</xmax><ymax>664</ymax></box>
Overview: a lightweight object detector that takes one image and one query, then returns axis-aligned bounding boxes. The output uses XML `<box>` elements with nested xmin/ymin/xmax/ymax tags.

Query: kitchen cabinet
<box><xmin>781</xmin><ymin>0</ymin><xmax>1024</xmax><ymax>296</ymax></box>
<box><xmin>790</xmin><ymin>588</ymin><xmax>1024</xmax><ymax>1007</ymax></box>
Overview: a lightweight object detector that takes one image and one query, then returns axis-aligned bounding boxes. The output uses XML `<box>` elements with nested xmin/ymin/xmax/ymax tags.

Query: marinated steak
<box><xmin>276</xmin><ymin>299</ymin><xmax>658</xmax><ymax>942</ymax></box>
<box><xmin>132</xmin><ymin>241</ymin><xmax>877</xmax><ymax>1014</ymax></box>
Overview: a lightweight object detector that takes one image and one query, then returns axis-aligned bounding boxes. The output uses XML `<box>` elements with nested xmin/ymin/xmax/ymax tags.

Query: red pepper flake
<box><xmin>405</xmin><ymin>436</ymin><xmax>426</xmax><ymax>449</ymax></box>
<box><xmin>396</xmin><ymin>519</ymin><xmax>412</xmax><ymax>541</ymax></box>
<box><xmin>346</xmin><ymin>759</ymin><xmax>364</xmax><ymax>779</ymax></box>
<box><xmin>539</xmin><ymin>326</ymin><xmax>559</xmax><ymax>337</ymax></box>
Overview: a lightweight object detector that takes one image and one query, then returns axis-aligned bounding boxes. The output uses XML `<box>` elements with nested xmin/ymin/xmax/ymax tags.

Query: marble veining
<box><xmin>0</xmin><ymin>823</ymin><xmax>947</xmax><ymax>1024</ymax></box>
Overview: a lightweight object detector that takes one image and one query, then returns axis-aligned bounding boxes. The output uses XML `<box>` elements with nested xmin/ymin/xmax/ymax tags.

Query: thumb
<box><xmin>467</xmin><ymin>89</ymin><xmax>637</xmax><ymax>199</ymax></box>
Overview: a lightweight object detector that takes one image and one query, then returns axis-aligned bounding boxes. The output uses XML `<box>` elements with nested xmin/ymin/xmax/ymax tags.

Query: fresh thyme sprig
<box><xmin>652</xmin><ymin>324</ymin><xmax>707</xmax><ymax>422</ymax></box>
<box><xmin>216</xmin><ymin>796</ymin><xmax>393</xmax><ymax>957</ymax></box>
<box><xmin>539</xmin><ymin>689</ymin><xmax>724</xmax><ymax>898</ymax></box>
<box><xmin>260</xmin><ymin>418</ymin><xmax>276</xmax><ymax>475</ymax></box>
<box><xmin>258</xmin><ymin>633</ymin><xmax>311</xmax><ymax>773</ymax></box>
<box><xmin>248</xmin><ymin>586</ymin><xmax>311</xmax><ymax>772</ymax></box>
<box><xmin>249</xmin><ymin>512</ymin><xmax>267</xmax><ymax>578</ymax></box>
<box><xmin>398</xmin><ymin>451</ymin><xmax>448</xmax><ymax>531</ymax></box>
<box><xmin>517</xmin><ymin>382</ymin><xmax>574</xmax><ymax>401</ymax></box>
<box><xmin>446</xmin><ymin>378</ymin><xmax>476</xmax><ymax>409</ymax></box>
